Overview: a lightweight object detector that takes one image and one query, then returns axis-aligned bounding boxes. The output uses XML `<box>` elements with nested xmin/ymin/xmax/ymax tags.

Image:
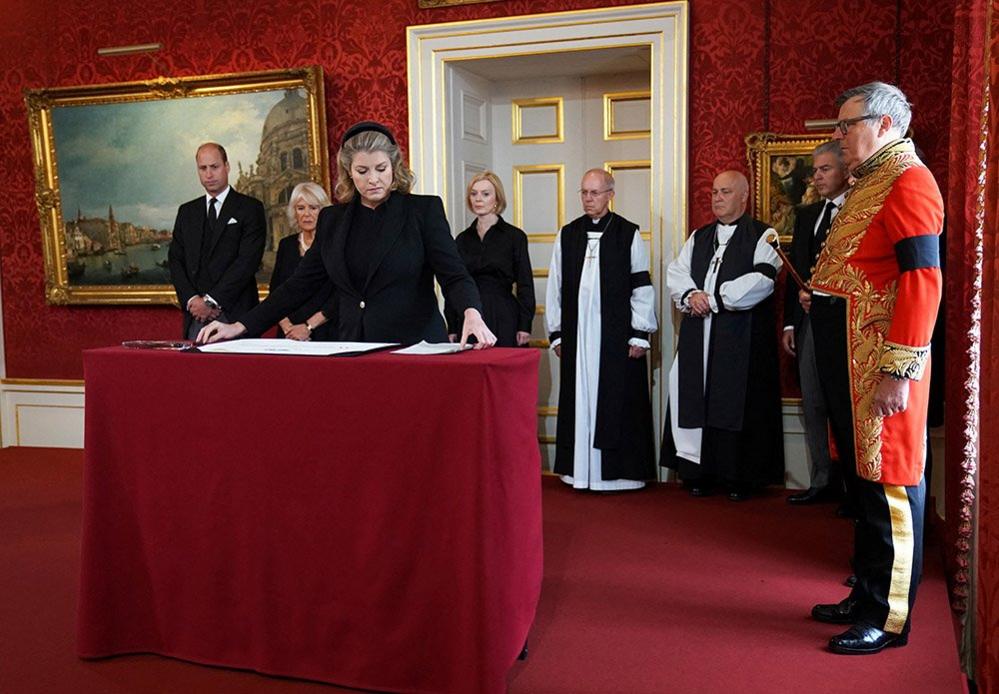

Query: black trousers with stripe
<box><xmin>811</xmin><ymin>294</ymin><xmax>924</xmax><ymax>635</ymax></box>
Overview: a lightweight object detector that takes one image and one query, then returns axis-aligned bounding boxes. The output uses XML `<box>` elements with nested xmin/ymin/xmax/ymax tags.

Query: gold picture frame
<box><xmin>745</xmin><ymin>132</ymin><xmax>830</xmax><ymax>243</ymax></box>
<box><xmin>26</xmin><ymin>66</ymin><xmax>329</xmax><ymax>305</ymax></box>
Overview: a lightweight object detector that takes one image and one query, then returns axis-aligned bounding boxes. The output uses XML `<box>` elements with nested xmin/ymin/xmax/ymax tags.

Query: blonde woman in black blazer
<box><xmin>199</xmin><ymin>122</ymin><xmax>495</xmax><ymax>348</ymax></box>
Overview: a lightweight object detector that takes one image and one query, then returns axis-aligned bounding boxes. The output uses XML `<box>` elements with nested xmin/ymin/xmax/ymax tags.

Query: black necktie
<box><xmin>208</xmin><ymin>197</ymin><xmax>218</xmax><ymax>226</ymax></box>
<box><xmin>200</xmin><ymin>198</ymin><xmax>219</xmax><ymax>270</ymax></box>
<box><xmin>815</xmin><ymin>200</ymin><xmax>835</xmax><ymax>245</ymax></box>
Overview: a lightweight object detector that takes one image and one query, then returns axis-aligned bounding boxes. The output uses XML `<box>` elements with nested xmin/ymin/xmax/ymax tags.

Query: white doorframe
<box><xmin>407</xmin><ymin>2</ymin><xmax>690</xmax><ymax>461</ymax></box>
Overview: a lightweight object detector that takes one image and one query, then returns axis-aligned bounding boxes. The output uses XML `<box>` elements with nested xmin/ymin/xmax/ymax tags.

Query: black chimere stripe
<box><xmin>630</xmin><ymin>271</ymin><xmax>652</xmax><ymax>289</ymax></box>
<box><xmin>754</xmin><ymin>263</ymin><xmax>777</xmax><ymax>280</ymax></box>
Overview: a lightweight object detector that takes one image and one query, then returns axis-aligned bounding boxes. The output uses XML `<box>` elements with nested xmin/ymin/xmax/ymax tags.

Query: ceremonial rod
<box><xmin>763</xmin><ymin>229</ymin><xmax>809</xmax><ymax>291</ymax></box>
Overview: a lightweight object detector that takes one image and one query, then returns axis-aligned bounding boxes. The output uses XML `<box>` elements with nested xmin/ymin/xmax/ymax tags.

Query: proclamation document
<box><xmin>197</xmin><ymin>339</ymin><xmax>398</xmax><ymax>356</ymax></box>
<box><xmin>392</xmin><ymin>341</ymin><xmax>473</xmax><ymax>355</ymax></box>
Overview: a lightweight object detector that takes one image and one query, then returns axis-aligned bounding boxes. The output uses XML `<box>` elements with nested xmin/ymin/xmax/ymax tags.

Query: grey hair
<box><xmin>835</xmin><ymin>81</ymin><xmax>912</xmax><ymax>137</ymax></box>
<box><xmin>813</xmin><ymin>140</ymin><xmax>845</xmax><ymax>161</ymax></box>
<box><xmin>286</xmin><ymin>181</ymin><xmax>332</xmax><ymax>230</ymax></box>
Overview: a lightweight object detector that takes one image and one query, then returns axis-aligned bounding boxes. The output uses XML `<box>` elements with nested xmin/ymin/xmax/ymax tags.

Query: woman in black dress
<box><xmin>269</xmin><ymin>182</ymin><xmax>335</xmax><ymax>340</ymax></box>
<box><xmin>446</xmin><ymin>172</ymin><xmax>535</xmax><ymax>347</ymax></box>
<box><xmin>198</xmin><ymin>121</ymin><xmax>495</xmax><ymax>348</ymax></box>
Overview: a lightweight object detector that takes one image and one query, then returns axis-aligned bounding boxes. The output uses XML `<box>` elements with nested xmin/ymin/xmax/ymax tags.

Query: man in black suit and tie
<box><xmin>783</xmin><ymin>140</ymin><xmax>850</xmax><ymax>505</ymax></box>
<box><xmin>168</xmin><ymin>142</ymin><xmax>266</xmax><ymax>340</ymax></box>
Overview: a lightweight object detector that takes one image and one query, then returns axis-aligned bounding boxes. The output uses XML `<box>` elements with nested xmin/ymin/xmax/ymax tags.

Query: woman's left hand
<box><xmin>516</xmin><ymin>331</ymin><xmax>531</xmax><ymax>346</ymax></box>
<box><xmin>460</xmin><ymin>308</ymin><xmax>497</xmax><ymax>349</ymax></box>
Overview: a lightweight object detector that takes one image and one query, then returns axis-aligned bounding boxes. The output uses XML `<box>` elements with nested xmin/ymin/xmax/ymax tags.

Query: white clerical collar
<box><xmin>717</xmin><ymin>220</ymin><xmax>738</xmax><ymax>229</ymax></box>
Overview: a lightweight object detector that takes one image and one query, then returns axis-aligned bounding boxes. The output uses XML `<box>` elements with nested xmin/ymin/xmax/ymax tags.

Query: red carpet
<box><xmin>0</xmin><ymin>448</ymin><xmax>965</xmax><ymax>693</ymax></box>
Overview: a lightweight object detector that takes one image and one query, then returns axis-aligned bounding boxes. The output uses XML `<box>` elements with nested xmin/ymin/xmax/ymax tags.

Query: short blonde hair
<box><xmin>286</xmin><ymin>182</ymin><xmax>332</xmax><ymax>230</ymax></box>
<box><xmin>334</xmin><ymin>130</ymin><xmax>415</xmax><ymax>203</ymax></box>
<box><xmin>465</xmin><ymin>172</ymin><xmax>507</xmax><ymax>215</ymax></box>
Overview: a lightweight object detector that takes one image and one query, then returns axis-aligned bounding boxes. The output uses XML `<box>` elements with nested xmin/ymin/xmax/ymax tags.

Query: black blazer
<box><xmin>168</xmin><ymin>188</ymin><xmax>266</xmax><ymax>335</ymax></box>
<box><xmin>783</xmin><ymin>200</ymin><xmax>824</xmax><ymax>334</ymax></box>
<box><xmin>240</xmin><ymin>192</ymin><xmax>482</xmax><ymax>344</ymax></box>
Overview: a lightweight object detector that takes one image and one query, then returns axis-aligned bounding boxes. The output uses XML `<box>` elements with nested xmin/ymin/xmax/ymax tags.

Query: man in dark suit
<box><xmin>782</xmin><ymin>141</ymin><xmax>850</xmax><ymax>504</ymax></box>
<box><xmin>168</xmin><ymin>142</ymin><xmax>266</xmax><ymax>340</ymax></box>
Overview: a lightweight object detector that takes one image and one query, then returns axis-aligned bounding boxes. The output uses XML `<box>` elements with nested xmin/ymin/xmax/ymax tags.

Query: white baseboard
<box><xmin>0</xmin><ymin>380</ymin><xmax>85</xmax><ymax>448</ymax></box>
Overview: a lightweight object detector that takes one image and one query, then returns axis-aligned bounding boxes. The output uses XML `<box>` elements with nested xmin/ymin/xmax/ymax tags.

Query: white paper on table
<box><xmin>197</xmin><ymin>339</ymin><xmax>398</xmax><ymax>356</ymax></box>
<box><xmin>392</xmin><ymin>341</ymin><xmax>473</xmax><ymax>355</ymax></box>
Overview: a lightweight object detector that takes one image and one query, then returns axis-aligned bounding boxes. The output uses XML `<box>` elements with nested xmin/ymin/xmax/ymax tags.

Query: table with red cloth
<box><xmin>78</xmin><ymin>346</ymin><xmax>543</xmax><ymax>694</ymax></box>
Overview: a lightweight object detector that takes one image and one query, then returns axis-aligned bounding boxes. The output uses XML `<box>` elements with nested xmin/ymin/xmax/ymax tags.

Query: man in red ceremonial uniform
<box><xmin>807</xmin><ymin>82</ymin><xmax>943</xmax><ymax>654</ymax></box>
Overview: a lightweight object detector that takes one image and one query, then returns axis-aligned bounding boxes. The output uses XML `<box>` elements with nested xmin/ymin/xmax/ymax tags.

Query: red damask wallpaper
<box><xmin>0</xmin><ymin>0</ymin><xmax>955</xmax><ymax>381</ymax></box>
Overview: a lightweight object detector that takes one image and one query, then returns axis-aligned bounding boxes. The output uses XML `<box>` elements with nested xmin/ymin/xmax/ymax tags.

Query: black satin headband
<box><xmin>341</xmin><ymin>121</ymin><xmax>397</xmax><ymax>146</ymax></box>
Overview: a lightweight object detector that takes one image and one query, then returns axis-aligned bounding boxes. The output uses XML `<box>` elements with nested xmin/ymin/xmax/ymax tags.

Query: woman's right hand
<box><xmin>197</xmin><ymin>320</ymin><xmax>247</xmax><ymax>344</ymax></box>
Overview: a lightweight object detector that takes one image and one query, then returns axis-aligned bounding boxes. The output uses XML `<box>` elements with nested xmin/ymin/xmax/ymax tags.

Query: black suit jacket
<box><xmin>240</xmin><ymin>192</ymin><xmax>482</xmax><ymax>344</ymax></box>
<box><xmin>168</xmin><ymin>188</ymin><xmax>266</xmax><ymax>335</ymax></box>
<box><xmin>783</xmin><ymin>200</ymin><xmax>824</xmax><ymax>334</ymax></box>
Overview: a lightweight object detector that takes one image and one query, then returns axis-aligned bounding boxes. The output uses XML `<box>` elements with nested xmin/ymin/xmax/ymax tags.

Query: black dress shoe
<box><xmin>687</xmin><ymin>485</ymin><xmax>712</xmax><ymax>497</ymax></box>
<box><xmin>844</xmin><ymin>574</ymin><xmax>857</xmax><ymax>588</ymax></box>
<box><xmin>811</xmin><ymin>597</ymin><xmax>858</xmax><ymax>624</ymax></box>
<box><xmin>828</xmin><ymin>624</ymin><xmax>907</xmax><ymax>654</ymax></box>
<box><xmin>787</xmin><ymin>486</ymin><xmax>832</xmax><ymax>505</ymax></box>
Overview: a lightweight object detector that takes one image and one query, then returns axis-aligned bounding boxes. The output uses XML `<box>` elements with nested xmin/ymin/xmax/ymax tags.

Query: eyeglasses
<box><xmin>835</xmin><ymin>114</ymin><xmax>880</xmax><ymax>135</ymax></box>
<box><xmin>579</xmin><ymin>188</ymin><xmax>612</xmax><ymax>198</ymax></box>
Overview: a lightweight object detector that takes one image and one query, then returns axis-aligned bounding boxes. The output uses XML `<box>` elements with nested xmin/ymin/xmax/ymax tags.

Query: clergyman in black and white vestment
<box><xmin>662</xmin><ymin>170</ymin><xmax>785</xmax><ymax>500</ymax></box>
<box><xmin>545</xmin><ymin>168</ymin><xmax>658</xmax><ymax>491</ymax></box>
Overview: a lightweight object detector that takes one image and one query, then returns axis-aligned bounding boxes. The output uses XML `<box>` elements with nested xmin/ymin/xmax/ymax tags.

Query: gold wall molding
<box><xmin>603</xmin><ymin>90</ymin><xmax>651</xmax><ymax>140</ymax></box>
<box><xmin>512</xmin><ymin>96</ymin><xmax>564</xmax><ymax>144</ymax></box>
<box><xmin>512</xmin><ymin>164</ymin><xmax>565</xmax><ymax>236</ymax></box>
<box><xmin>2</xmin><ymin>378</ymin><xmax>84</xmax><ymax>387</ymax></box>
<box><xmin>604</xmin><ymin>159</ymin><xmax>652</xmax><ymax>234</ymax></box>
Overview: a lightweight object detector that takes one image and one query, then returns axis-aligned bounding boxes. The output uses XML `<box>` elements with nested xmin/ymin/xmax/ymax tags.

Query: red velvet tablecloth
<box><xmin>78</xmin><ymin>346</ymin><xmax>543</xmax><ymax>694</ymax></box>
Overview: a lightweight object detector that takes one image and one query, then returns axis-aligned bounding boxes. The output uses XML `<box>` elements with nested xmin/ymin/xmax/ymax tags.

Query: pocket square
<box><xmin>227</xmin><ymin>217</ymin><xmax>238</xmax><ymax>225</ymax></box>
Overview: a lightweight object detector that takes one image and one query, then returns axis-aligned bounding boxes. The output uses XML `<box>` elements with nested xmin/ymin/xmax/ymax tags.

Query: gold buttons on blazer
<box><xmin>359</xmin><ymin>300</ymin><xmax>366</xmax><ymax>309</ymax></box>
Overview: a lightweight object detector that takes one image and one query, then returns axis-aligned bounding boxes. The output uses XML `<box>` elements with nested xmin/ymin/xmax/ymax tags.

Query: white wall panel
<box><xmin>1</xmin><ymin>382</ymin><xmax>85</xmax><ymax>448</ymax></box>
